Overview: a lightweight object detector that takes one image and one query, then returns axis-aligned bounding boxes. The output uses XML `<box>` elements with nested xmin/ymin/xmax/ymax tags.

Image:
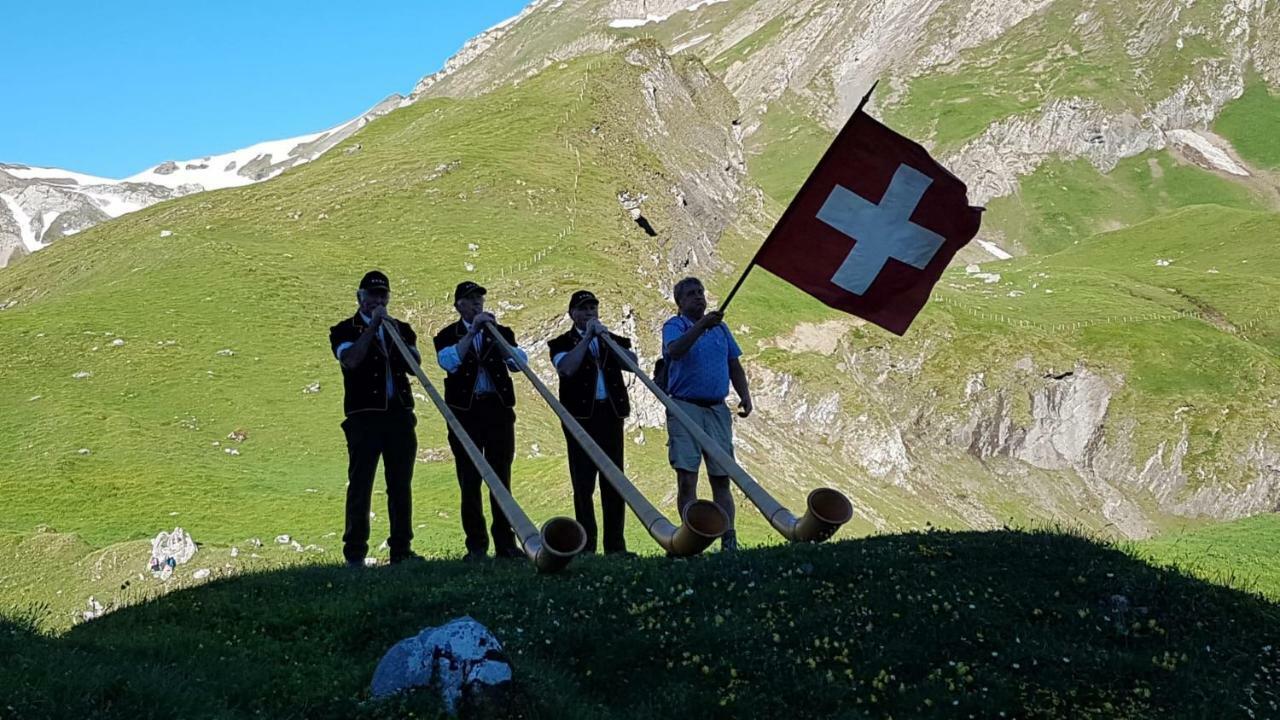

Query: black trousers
<box><xmin>341</xmin><ymin>408</ymin><xmax>417</xmax><ymax>563</ymax></box>
<box><xmin>446</xmin><ymin>395</ymin><xmax>518</xmax><ymax>555</ymax></box>
<box><xmin>563</xmin><ymin>400</ymin><xmax>627</xmax><ymax>554</ymax></box>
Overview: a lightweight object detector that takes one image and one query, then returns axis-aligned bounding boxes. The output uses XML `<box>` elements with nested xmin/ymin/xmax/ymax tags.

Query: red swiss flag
<box><xmin>752</xmin><ymin>104</ymin><xmax>983</xmax><ymax>335</ymax></box>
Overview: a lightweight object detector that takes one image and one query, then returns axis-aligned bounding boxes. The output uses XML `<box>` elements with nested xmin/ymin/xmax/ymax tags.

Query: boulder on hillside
<box><xmin>148</xmin><ymin>527</ymin><xmax>197</xmax><ymax>580</ymax></box>
<box><xmin>370</xmin><ymin>616</ymin><xmax>512</xmax><ymax>714</ymax></box>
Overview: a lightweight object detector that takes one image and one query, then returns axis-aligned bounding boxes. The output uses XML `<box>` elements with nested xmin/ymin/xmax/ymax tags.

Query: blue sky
<box><xmin>2</xmin><ymin>1</ymin><xmax>530</xmax><ymax>178</ymax></box>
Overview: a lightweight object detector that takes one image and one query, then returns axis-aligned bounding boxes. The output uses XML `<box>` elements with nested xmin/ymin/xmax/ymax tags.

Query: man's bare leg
<box><xmin>676</xmin><ymin>469</ymin><xmax>700</xmax><ymax>520</ymax></box>
<box><xmin>709</xmin><ymin>474</ymin><xmax>736</xmax><ymax>550</ymax></box>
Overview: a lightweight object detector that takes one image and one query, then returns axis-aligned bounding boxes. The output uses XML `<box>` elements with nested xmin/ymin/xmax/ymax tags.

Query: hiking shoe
<box><xmin>389</xmin><ymin>551</ymin><xmax>425</xmax><ymax>565</ymax></box>
<box><xmin>720</xmin><ymin>531</ymin><xmax>739</xmax><ymax>553</ymax></box>
<box><xmin>346</xmin><ymin>558</ymin><xmax>367</xmax><ymax>569</ymax></box>
<box><xmin>462</xmin><ymin>551</ymin><xmax>488</xmax><ymax>563</ymax></box>
<box><xmin>496</xmin><ymin>547</ymin><xmax>525</xmax><ymax>561</ymax></box>
<box><xmin>606</xmin><ymin>550</ymin><xmax>638</xmax><ymax>560</ymax></box>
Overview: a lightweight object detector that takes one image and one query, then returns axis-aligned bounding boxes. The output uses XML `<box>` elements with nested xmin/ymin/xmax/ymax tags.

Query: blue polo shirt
<box><xmin>662</xmin><ymin>315</ymin><xmax>741</xmax><ymax>403</ymax></box>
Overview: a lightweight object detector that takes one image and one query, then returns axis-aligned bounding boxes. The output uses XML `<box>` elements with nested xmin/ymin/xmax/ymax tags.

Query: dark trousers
<box><xmin>563</xmin><ymin>401</ymin><xmax>627</xmax><ymax>554</ymax></box>
<box><xmin>446</xmin><ymin>395</ymin><xmax>517</xmax><ymax>555</ymax></box>
<box><xmin>341</xmin><ymin>408</ymin><xmax>417</xmax><ymax>563</ymax></box>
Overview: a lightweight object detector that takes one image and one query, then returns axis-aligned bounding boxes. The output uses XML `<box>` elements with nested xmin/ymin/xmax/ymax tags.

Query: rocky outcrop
<box><xmin>950</xmin><ymin>61</ymin><xmax>1251</xmax><ymax>205</ymax></box>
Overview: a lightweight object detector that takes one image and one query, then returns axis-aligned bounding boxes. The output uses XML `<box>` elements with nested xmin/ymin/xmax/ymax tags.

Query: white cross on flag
<box><xmin>753</xmin><ymin>102</ymin><xmax>983</xmax><ymax>335</ymax></box>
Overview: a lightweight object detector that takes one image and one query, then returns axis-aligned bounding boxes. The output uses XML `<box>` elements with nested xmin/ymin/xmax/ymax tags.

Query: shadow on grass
<box><xmin>3</xmin><ymin>530</ymin><xmax>1279</xmax><ymax>719</ymax></box>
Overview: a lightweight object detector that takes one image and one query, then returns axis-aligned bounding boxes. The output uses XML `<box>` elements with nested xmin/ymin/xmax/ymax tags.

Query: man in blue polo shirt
<box><xmin>661</xmin><ymin>276</ymin><xmax>753</xmax><ymax>551</ymax></box>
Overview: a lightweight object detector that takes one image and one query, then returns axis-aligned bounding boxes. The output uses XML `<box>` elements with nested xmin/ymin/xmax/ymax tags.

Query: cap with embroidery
<box><xmin>568</xmin><ymin>290</ymin><xmax>597</xmax><ymax>311</ymax></box>
<box><xmin>454</xmin><ymin>281</ymin><xmax>487</xmax><ymax>301</ymax></box>
<box><xmin>359</xmin><ymin>270</ymin><xmax>390</xmax><ymax>292</ymax></box>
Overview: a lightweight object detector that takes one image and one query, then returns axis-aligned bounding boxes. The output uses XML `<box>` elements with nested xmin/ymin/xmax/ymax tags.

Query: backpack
<box><xmin>653</xmin><ymin>356</ymin><xmax>669</xmax><ymax>394</ymax></box>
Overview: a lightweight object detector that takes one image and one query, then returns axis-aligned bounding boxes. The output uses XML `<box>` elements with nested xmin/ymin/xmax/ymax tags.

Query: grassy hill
<box><xmin>3</xmin><ymin>525</ymin><xmax>1279</xmax><ymax>719</ymax></box>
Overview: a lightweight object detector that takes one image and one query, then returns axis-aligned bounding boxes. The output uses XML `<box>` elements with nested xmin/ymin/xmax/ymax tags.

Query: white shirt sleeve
<box><xmin>335</xmin><ymin>341</ymin><xmax>354</xmax><ymax>361</ymax></box>
<box><xmin>437</xmin><ymin>344</ymin><xmax>462</xmax><ymax>373</ymax></box>
<box><xmin>505</xmin><ymin>346</ymin><xmax>528</xmax><ymax>370</ymax></box>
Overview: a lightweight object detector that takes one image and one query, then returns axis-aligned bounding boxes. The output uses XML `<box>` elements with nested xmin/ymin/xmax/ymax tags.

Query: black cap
<box><xmin>568</xmin><ymin>290</ymin><xmax>598</xmax><ymax>311</ymax></box>
<box><xmin>454</xmin><ymin>280</ymin><xmax>487</xmax><ymax>301</ymax></box>
<box><xmin>359</xmin><ymin>270</ymin><xmax>390</xmax><ymax>293</ymax></box>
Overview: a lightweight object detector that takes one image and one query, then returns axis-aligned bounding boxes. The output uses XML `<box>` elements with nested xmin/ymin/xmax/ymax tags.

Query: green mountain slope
<box><xmin>0</xmin><ymin>49</ymin><xmax>748</xmax><ymax>548</ymax></box>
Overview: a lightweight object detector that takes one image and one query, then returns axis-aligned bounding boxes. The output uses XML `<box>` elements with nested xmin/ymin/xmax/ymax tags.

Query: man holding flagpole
<box><xmin>662</xmin><ymin>276</ymin><xmax>752</xmax><ymax>553</ymax></box>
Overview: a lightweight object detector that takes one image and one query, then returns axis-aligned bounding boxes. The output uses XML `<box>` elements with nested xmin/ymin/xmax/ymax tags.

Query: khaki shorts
<box><xmin>666</xmin><ymin>399</ymin><xmax>735</xmax><ymax>475</ymax></box>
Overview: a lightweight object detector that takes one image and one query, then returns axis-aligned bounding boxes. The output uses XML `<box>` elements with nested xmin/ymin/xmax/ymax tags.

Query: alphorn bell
<box><xmin>597</xmin><ymin>333</ymin><xmax>853</xmax><ymax>543</ymax></box>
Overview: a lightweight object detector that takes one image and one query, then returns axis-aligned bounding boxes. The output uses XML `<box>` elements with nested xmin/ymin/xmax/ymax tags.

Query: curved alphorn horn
<box><xmin>597</xmin><ymin>333</ymin><xmax>853</xmax><ymax>543</ymax></box>
<box><xmin>480</xmin><ymin>322</ymin><xmax>727</xmax><ymax>556</ymax></box>
<box><xmin>384</xmin><ymin>322</ymin><xmax>587</xmax><ymax>572</ymax></box>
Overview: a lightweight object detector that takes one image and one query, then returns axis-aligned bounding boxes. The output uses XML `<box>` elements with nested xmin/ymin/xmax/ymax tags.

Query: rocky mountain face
<box><xmin>395</xmin><ymin>0</ymin><xmax>1280</xmax><ymax>536</ymax></box>
<box><xmin>0</xmin><ymin>95</ymin><xmax>403</xmax><ymax>268</ymax></box>
<box><xmin>406</xmin><ymin>0</ymin><xmax>1278</xmax><ymax>206</ymax></box>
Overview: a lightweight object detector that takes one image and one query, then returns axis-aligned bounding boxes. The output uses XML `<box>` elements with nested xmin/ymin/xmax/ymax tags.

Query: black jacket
<box><xmin>329</xmin><ymin>313</ymin><xmax>418</xmax><ymax>416</ymax></box>
<box><xmin>548</xmin><ymin>329</ymin><xmax>631</xmax><ymax>419</ymax></box>
<box><xmin>432</xmin><ymin>320</ymin><xmax>518</xmax><ymax>410</ymax></box>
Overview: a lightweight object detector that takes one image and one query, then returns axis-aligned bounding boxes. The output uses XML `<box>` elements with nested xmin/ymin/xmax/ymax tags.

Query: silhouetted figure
<box><xmin>548</xmin><ymin>290</ymin><xmax>638</xmax><ymax>556</ymax></box>
<box><xmin>434</xmin><ymin>281</ymin><xmax>528</xmax><ymax>562</ymax></box>
<box><xmin>329</xmin><ymin>270</ymin><xmax>423</xmax><ymax>567</ymax></box>
<box><xmin>662</xmin><ymin>276</ymin><xmax>753</xmax><ymax>552</ymax></box>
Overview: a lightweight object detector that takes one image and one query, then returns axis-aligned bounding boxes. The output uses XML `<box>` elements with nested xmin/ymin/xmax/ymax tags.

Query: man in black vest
<box><xmin>548</xmin><ymin>290</ymin><xmax>638</xmax><ymax>556</ymax></box>
<box><xmin>433</xmin><ymin>281</ymin><xmax>528</xmax><ymax>561</ymax></box>
<box><xmin>329</xmin><ymin>270</ymin><xmax>423</xmax><ymax>567</ymax></box>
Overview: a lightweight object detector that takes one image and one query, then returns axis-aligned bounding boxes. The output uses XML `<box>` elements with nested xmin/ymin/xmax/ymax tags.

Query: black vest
<box><xmin>329</xmin><ymin>313</ymin><xmax>417</xmax><ymax>416</ymax></box>
<box><xmin>548</xmin><ymin>328</ymin><xmax>631</xmax><ymax>420</ymax></box>
<box><xmin>432</xmin><ymin>320</ymin><xmax>518</xmax><ymax>410</ymax></box>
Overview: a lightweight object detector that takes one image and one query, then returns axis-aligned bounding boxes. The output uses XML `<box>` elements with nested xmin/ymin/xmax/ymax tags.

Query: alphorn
<box><xmin>480</xmin><ymin>322</ymin><xmax>727</xmax><ymax>556</ymax></box>
<box><xmin>597</xmin><ymin>333</ymin><xmax>853</xmax><ymax>543</ymax></box>
<box><xmin>383</xmin><ymin>322</ymin><xmax>587</xmax><ymax>572</ymax></box>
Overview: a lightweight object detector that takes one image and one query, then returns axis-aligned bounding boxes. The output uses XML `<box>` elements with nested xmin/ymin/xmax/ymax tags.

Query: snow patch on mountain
<box><xmin>0</xmin><ymin>165</ymin><xmax>117</xmax><ymax>186</ymax></box>
<box><xmin>1</xmin><ymin>95</ymin><xmax>401</xmax><ymax>268</ymax></box>
<box><xmin>0</xmin><ymin>194</ymin><xmax>41</xmax><ymax>252</ymax></box>
<box><xmin>124</xmin><ymin>128</ymin><xmax>330</xmax><ymax>190</ymax></box>
<box><xmin>608</xmin><ymin>0</ymin><xmax>729</xmax><ymax>27</ymax></box>
<box><xmin>977</xmin><ymin>239</ymin><xmax>1013</xmax><ymax>260</ymax></box>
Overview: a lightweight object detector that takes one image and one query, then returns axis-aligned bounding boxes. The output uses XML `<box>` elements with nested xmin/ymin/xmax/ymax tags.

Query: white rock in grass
<box><xmin>275</xmin><ymin>534</ymin><xmax>291</xmax><ymax>544</ymax></box>
<box><xmin>371</xmin><ymin>616</ymin><xmax>512</xmax><ymax>712</ymax></box>
<box><xmin>149</xmin><ymin>527</ymin><xmax>197</xmax><ymax>577</ymax></box>
<box><xmin>215</xmin><ymin>348</ymin><xmax>235</xmax><ymax>357</ymax></box>
<box><xmin>160</xmin><ymin>230</ymin><xmax>173</xmax><ymax>238</ymax></box>
<box><xmin>230</xmin><ymin>547</ymin><xmax>240</xmax><ymax>558</ymax></box>
<box><xmin>303</xmin><ymin>381</ymin><xmax>321</xmax><ymax>394</ymax></box>
<box><xmin>83</xmin><ymin>596</ymin><xmax>105</xmax><ymax>621</ymax></box>
<box><xmin>77</xmin><ymin>448</ymin><xmax>91</xmax><ymax>456</ymax></box>
<box><xmin>72</xmin><ymin>371</ymin><xmax>92</xmax><ymax>379</ymax></box>
<box><xmin>112</xmin><ymin>338</ymin><xmax>125</xmax><ymax>347</ymax></box>
<box><xmin>224</xmin><ymin>447</ymin><xmax>240</xmax><ymax>456</ymax></box>
<box><xmin>193</xmin><ymin>568</ymin><xmax>211</xmax><ymax>580</ymax></box>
